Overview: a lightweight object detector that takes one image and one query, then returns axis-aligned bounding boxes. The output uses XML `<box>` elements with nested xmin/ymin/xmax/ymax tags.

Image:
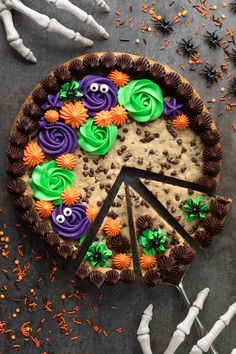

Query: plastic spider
<box><xmin>228</xmin><ymin>77</ymin><xmax>236</xmax><ymax>96</ymax></box>
<box><xmin>230</xmin><ymin>1</ymin><xmax>236</xmax><ymax>13</ymax></box>
<box><xmin>200</xmin><ymin>65</ymin><xmax>219</xmax><ymax>84</ymax></box>
<box><xmin>204</xmin><ymin>30</ymin><xmax>222</xmax><ymax>49</ymax></box>
<box><xmin>228</xmin><ymin>48</ymin><xmax>236</xmax><ymax>65</ymax></box>
<box><xmin>178</xmin><ymin>38</ymin><xmax>198</xmax><ymax>57</ymax></box>
<box><xmin>154</xmin><ymin>18</ymin><xmax>174</xmax><ymax>34</ymax></box>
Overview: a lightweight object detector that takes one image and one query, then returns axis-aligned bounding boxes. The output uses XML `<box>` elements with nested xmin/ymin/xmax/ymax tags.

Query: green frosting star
<box><xmin>84</xmin><ymin>242</ymin><xmax>112</xmax><ymax>268</ymax></box>
<box><xmin>139</xmin><ymin>229</ymin><xmax>168</xmax><ymax>256</ymax></box>
<box><xmin>30</xmin><ymin>160</ymin><xmax>75</xmax><ymax>205</ymax></box>
<box><xmin>182</xmin><ymin>196</ymin><xmax>209</xmax><ymax>221</ymax></box>
<box><xmin>118</xmin><ymin>79</ymin><xmax>164</xmax><ymax>122</ymax></box>
<box><xmin>60</xmin><ymin>80</ymin><xmax>83</xmax><ymax>103</ymax></box>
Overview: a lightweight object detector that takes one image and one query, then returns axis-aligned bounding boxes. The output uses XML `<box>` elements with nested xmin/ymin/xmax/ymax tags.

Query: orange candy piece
<box><xmin>140</xmin><ymin>254</ymin><xmax>157</xmax><ymax>270</ymax></box>
<box><xmin>44</xmin><ymin>109</ymin><xmax>59</xmax><ymax>123</ymax></box>
<box><xmin>60</xmin><ymin>101</ymin><xmax>88</xmax><ymax>128</ymax></box>
<box><xmin>108</xmin><ymin>70</ymin><xmax>130</xmax><ymax>88</ymax></box>
<box><xmin>103</xmin><ymin>219</ymin><xmax>122</xmax><ymax>237</ymax></box>
<box><xmin>23</xmin><ymin>141</ymin><xmax>45</xmax><ymax>167</ymax></box>
<box><xmin>86</xmin><ymin>207</ymin><xmax>98</xmax><ymax>222</ymax></box>
<box><xmin>172</xmin><ymin>114</ymin><xmax>189</xmax><ymax>130</ymax></box>
<box><xmin>56</xmin><ymin>153</ymin><xmax>76</xmax><ymax>170</ymax></box>
<box><xmin>110</xmin><ymin>105</ymin><xmax>128</xmax><ymax>126</ymax></box>
<box><xmin>94</xmin><ymin>110</ymin><xmax>113</xmax><ymax>128</ymax></box>
<box><xmin>34</xmin><ymin>200</ymin><xmax>54</xmax><ymax>218</ymax></box>
<box><xmin>113</xmin><ymin>253</ymin><xmax>131</xmax><ymax>269</ymax></box>
<box><xmin>61</xmin><ymin>186</ymin><xmax>80</xmax><ymax>205</ymax></box>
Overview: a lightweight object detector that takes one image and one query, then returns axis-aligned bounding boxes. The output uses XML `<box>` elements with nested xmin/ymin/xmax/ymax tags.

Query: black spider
<box><xmin>230</xmin><ymin>1</ymin><xmax>236</xmax><ymax>13</ymax></box>
<box><xmin>228</xmin><ymin>77</ymin><xmax>236</xmax><ymax>96</ymax></box>
<box><xmin>154</xmin><ymin>18</ymin><xmax>174</xmax><ymax>34</ymax></box>
<box><xmin>200</xmin><ymin>65</ymin><xmax>219</xmax><ymax>84</ymax></box>
<box><xmin>204</xmin><ymin>30</ymin><xmax>222</xmax><ymax>49</ymax></box>
<box><xmin>178</xmin><ymin>38</ymin><xmax>198</xmax><ymax>57</ymax></box>
<box><xmin>228</xmin><ymin>48</ymin><xmax>236</xmax><ymax>65</ymax></box>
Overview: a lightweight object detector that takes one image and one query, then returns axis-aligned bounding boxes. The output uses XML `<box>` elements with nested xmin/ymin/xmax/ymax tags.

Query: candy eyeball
<box><xmin>100</xmin><ymin>84</ymin><xmax>109</xmax><ymax>94</ymax></box>
<box><xmin>63</xmin><ymin>207</ymin><xmax>72</xmax><ymax>217</ymax></box>
<box><xmin>90</xmin><ymin>83</ymin><xmax>99</xmax><ymax>92</ymax></box>
<box><xmin>56</xmin><ymin>214</ymin><xmax>65</xmax><ymax>224</ymax></box>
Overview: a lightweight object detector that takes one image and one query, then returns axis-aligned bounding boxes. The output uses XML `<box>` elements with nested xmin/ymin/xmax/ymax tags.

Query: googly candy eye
<box><xmin>56</xmin><ymin>214</ymin><xmax>65</xmax><ymax>224</ymax></box>
<box><xmin>100</xmin><ymin>84</ymin><xmax>109</xmax><ymax>93</ymax></box>
<box><xmin>63</xmin><ymin>207</ymin><xmax>72</xmax><ymax>217</ymax></box>
<box><xmin>90</xmin><ymin>83</ymin><xmax>99</xmax><ymax>92</ymax></box>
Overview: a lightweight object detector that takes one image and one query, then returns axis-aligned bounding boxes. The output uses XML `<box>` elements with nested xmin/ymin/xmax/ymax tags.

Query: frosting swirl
<box><xmin>118</xmin><ymin>79</ymin><xmax>164</xmax><ymax>122</ymax></box>
<box><xmin>30</xmin><ymin>160</ymin><xmax>75</xmax><ymax>205</ymax></box>
<box><xmin>38</xmin><ymin>119</ymin><xmax>77</xmax><ymax>157</ymax></box>
<box><xmin>78</xmin><ymin>118</ymin><xmax>118</xmax><ymax>155</ymax></box>
<box><xmin>80</xmin><ymin>75</ymin><xmax>118</xmax><ymax>116</ymax></box>
<box><xmin>51</xmin><ymin>203</ymin><xmax>92</xmax><ymax>239</ymax></box>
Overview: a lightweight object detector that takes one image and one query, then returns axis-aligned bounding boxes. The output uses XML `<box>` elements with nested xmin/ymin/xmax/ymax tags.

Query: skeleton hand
<box><xmin>0</xmin><ymin>0</ymin><xmax>109</xmax><ymax>63</ymax></box>
<box><xmin>137</xmin><ymin>290</ymin><xmax>236</xmax><ymax>354</ymax></box>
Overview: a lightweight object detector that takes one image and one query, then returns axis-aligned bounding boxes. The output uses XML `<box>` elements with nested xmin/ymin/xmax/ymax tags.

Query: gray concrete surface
<box><xmin>0</xmin><ymin>1</ymin><xmax>235</xmax><ymax>353</ymax></box>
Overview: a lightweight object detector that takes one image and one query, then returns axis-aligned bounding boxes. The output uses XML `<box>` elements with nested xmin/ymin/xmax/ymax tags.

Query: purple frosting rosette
<box><xmin>80</xmin><ymin>75</ymin><xmax>118</xmax><ymax>116</ymax></box>
<box><xmin>38</xmin><ymin>119</ymin><xmax>77</xmax><ymax>157</ymax></box>
<box><xmin>51</xmin><ymin>203</ymin><xmax>92</xmax><ymax>239</ymax></box>
<box><xmin>164</xmin><ymin>98</ymin><xmax>183</xmax><ymax>119</ymax></box>
<box><xmin>41</xmin><ymin>93</ymin><xmax>64</xmax><ymax>111</ymax></box>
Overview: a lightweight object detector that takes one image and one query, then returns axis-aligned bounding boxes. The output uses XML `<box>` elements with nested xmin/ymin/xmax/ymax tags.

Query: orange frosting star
<box><xmin>113</xmin><ymin>253</ymin><xmax>131</xmax><ymax>269</ymax></box>
<box><xmin>140</xmin><ymin>254</ymin><xmax>157</xmax><ymax>270</ymax></box>
<box><xmin>86</xmin><ymin>207</ymin><xmax>98</xmax><ymax>222</ymax></box>
<box><xmin>34</xmin><ymin>200</ymin><xmax>54</xmax><ymax>218</ymax></box>
<box><xmin>104</xmin><ymin>219</ymin><xmax>122</xmax><ymax>237</ymax></box>
<box><xmin>110</xmin><ymin>105</ymin><xmax>128</xmax><ymax>126</ymax></box>
<box><xmin>61</xmin><ymin>186</ymin><xmax>80</xmax><ymax>205</ymax></box>
<box><xmin>94</xmin><ymin>110</ymin><xmax>113</xmax><ymax>128</ymax></box>
<box><xmin>172</xmin><ymin>114</ymin><xmax>189</xmax><ymax>130</ymax></box>
<box><xmin>108</xmin><ymin>70</ymin><xmax>130</xmax><ymax>88</ymax></box>
<box><xmin>60</xmin><ymin>101</ymin><xmax>89</xmax><ymax>128</ymax></box>
<box><xmin>44</xmin><ymin>109</ymin><xmax>59</xmax><ymax>123</ymax></box>
<box><xmin>56</xmin><ymin>153</ymin><xmax>76</xmax><ymax>170</ymax></box>
<box><xmin>23</xmin><ymin>141</ymin><xmax>45</xmax><ymax>167</ymax></box>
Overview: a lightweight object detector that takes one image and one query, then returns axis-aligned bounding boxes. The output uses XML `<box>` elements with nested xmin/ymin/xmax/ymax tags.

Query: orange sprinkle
<box><xmin>103</xmin><ymin>219</ymin><xmax>122</xmax><ymax>237</ymax></box>
<box><xmin>113</xmin><ymin>254</ymin><xmax>131</xmax><ymax>269</ymax></box>
<box><xmin>94</xmin><ymin>110</ymin><xmax>113</xmax><ymax>128</ymax></box>
<box><xmin>110</xmin><ymin>105</ymin><xmax>128</xmax><ymax>126</ymax></box>
<box><xmin>23</xmin><ymin>141</ymin><xmax>45</xmax><ymax>168</ymax></box>
<box><xmin>86</xmin><ymin>207</ymin><xmax>98</xmax><ymax>221</ymax></box>
<box><xmin>56</xmin><ymin>153</ymin><xmax>76</xmax><ymax>170</ymax></box>
<box><xmin>34</xmin><ymin>200</ymin><xmax>54</xmax><ymax>218</ymax></box>
<box><xmin>44</xmin><ymin>109</ymin><xmax>59</xmax><ymax>123</ymax></box>
<box><xmin>61</xmin><ymin>186</ymin><xmax>80</xmax><ymax>205</ymax></box>
<box><xmin>108</xmin><ymin>70</ymin><xmax>130</xmax><ymax>88</ymax></box>
<box><xmin>172</xmin><ymin>114</ymin><xmax>189</xmax><ymax>129</ymax></box>
<box><xmin>140</xmin><ymin>254</ymin><xmax>157</xmax><ymax>270</ymax></box>
<box><xmin>60</xmin><ymin>101</ymin><xmax>89</xmax><ymax>128</ymax></box>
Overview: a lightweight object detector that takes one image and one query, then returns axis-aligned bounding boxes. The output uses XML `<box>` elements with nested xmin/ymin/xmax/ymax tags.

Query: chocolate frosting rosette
<box><xmin>80</xmin><ymin>75</ymin><xmax>118</xmax><ymax>116</ymax></box>
<box><xmin>51</xmin><ymin>203</ymin><xmax>92</xmax><ymax>239</ymax></box>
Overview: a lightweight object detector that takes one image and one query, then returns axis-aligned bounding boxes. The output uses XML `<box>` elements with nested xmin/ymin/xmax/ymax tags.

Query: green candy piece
<box><xmin>118</xmin><ymin>79</ymin><xmax>164</xmax><ymax>122</ymax></box>
<box><xmin>84</xmin><ymin>242</ymin><xmax>112</xmax><ymax>268</ymax></box>
<box><xmin>60</xmin><ymin>80</ymin><xmax>83</xmax><ymax>103</ymax></box>
<box><xmin>30</xmin><ymin>160</ymin><xmax>75</xmax><ymax>205</ymax></box>
<box><xmin>139</xmin><ymin>229</ymin><xmax>168</xmax><ymax>256</ymax></box>
<box><xmin>182</xmin><ymin>196</ymin><xmax>209</xmax><ymax>222</ymax></box>
<box><xmin>78</xmin><ymin>118</ymin><xmax>118</xmax><ymax>155</ymax></box>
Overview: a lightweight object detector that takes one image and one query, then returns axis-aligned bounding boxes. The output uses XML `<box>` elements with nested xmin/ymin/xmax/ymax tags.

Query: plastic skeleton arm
<box><xmin>137</xmin><ymin>304</ymin><xmax>153</xmax><ymax>354</ymax></box>
<box><xmin>0</xmin><ymin>0</ymin><xmax>109</xmax><ymax>62</ymax></box>
<box><xmin>189</xmin><ymin>303</ymin><xmax>236</xmax><ymax>354</ymax></box>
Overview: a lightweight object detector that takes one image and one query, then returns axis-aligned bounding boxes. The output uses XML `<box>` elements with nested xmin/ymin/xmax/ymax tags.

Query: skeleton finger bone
<box><xmin>190</xmin><ymin>303</ymin><xmax>236</xmax><ymax>353</ymax></box>
<box><xmin>3</xmin><ymin>0</ymin><xmax>93</xmax><ymax>46</ymax></box>
<box><xmin>44</xmin><ymin>0</ymin><xmax>109</xmax><ymax>39</ymax></box>
<box><xmin>0</xmin><ymin>4</ymin><xmax>36</xmax><ymax>62</ymax></box>
<box><xmin>93</xmin><ymin>0</ymin><xmax>110</xmax><ymax>12</ymax></box>
<box><xmin>137</xmin><ymin>304</ymin><xmax>153</xmax><ymax>354</ymax></box>
<box><xmin>231</xmin><ymin>350</ymin><xmax>236</xmax><ymax>354</ymax></box>
<box><xmin>164</xmin><ymin>288</ymin><xmax>209</xmax><ymax>354</ymax></box>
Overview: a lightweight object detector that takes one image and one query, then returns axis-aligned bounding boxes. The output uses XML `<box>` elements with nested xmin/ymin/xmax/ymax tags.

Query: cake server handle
<box><xmin>176</xmin><ymin>281</ymin><xmax>219</xmax><ymax>354</ymax></box>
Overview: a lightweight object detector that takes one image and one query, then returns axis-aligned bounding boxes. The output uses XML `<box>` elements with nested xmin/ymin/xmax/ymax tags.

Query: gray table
<box><xmin>0</xmin><ymin>1</ymin><xmax>235</xmax><ymax>353</ymax></box>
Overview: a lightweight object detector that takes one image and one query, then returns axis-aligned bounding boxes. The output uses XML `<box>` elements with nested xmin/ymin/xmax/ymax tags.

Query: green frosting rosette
<box><xmin>118</xmin><ymin>79</ymin><xmax>164</xmax><ymax>122</ymax></box>
<box><xmin>78</xmin><ymin>118</ymin><xmax>118</xmax><ymax>155</ymax></box>
<box><xmin>30</xmin><ymin>160</ymin><xmax>75</xmax><ymax>205</ymax></box>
